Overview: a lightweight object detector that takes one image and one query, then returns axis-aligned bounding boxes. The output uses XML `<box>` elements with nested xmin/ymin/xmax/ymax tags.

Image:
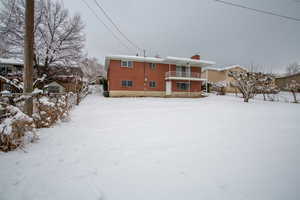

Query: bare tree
<box><xmin>229</xmin><ymin>71</ymin><xmax>277</xmax><ymax>102</ymax></box>
<box><xmin>286</xmin><ymin>62</ymin><xmax>300</xmax><ymax>75</ymax></box>
<box><xmin>255</xmin><ymin>75</ymin><xmax>279</xmax><ymax>101</ymax></box>
<box><xmin>228</xmin><ymin>71</ymin><xmax>258</xmax><ymax>102</ymax></box>
<box><xmin>80</xmin><ymin>57</ymin><xmax>105</xmax><ymax>81</ymax></box>
<box><xmin>0</xmin><ymin>0</ymin><xmax>85</xmax><ymax>68</ymax></box>
<box><xmin>286</xmin><ymin>80</ymin><xmax>300</xmax><ymax>103</ymax></box>
<box><xmin>0</xmin><ymin>37</ymin><xmax>9</xmax><ymax>57</ymax></box>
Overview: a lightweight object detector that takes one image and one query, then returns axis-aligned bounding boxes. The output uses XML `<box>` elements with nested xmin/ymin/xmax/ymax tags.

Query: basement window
<box><xmin>149</xmin><ymin>63</ymin><xmax>156</xmax><ymax>70</ymax></box>
<box><xmin>121</xmin><ymin>60</ymin><xmax>133</xmax><ymax>68</ymax></box>
<box><xmin>176</xmin><ymin>82</ymin><xmax>190</xmax><ymax>90</ymax></box>
<box><xmin>121</xmin><ymin>80</ymin><xmax>133</xmax><ymax>87</ymax></box>
<box><xmin>149</xmin><ymin>81</ymin><xmax>156</xmax><ymax>88</ymax></box>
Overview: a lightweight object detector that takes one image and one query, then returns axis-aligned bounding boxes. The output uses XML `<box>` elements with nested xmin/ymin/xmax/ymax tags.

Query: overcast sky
<box><xmin>62</xmin><ymin>0</ymin><xmax>300</xmax><ymax>73</ymax></box>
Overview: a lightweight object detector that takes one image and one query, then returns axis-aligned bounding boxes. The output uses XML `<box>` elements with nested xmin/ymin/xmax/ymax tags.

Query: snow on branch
<box><xmin>286</xmin><ymin>80</ymin><xmax>300</xmax><ymax>103</ymax></box>
<box><xmin>0</xmin><ymin>75</ymin><xmax>23</xmax><ymax>92</ymax></box>
<box><xmin>228</xmin><ymin>71</ymin><xmax>278</xmax><ymax>102</ymax></box>
<box><xmin>0</xmin><ymin>0</ymin><xmax>85</xmax><ymax>68</ymax></box>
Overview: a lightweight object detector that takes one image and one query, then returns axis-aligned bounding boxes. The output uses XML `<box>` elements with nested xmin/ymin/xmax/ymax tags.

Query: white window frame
<box><xmin>121</xmin><ymin>60</ymin><xmax>133</xmax><ymax>68</ymax></box>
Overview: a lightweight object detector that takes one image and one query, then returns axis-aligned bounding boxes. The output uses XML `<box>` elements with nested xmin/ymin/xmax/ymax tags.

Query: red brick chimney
<box><xmin>191</xmin><ymin>54</ymin><xmax>200</xmax><ymax>60</ymax></box>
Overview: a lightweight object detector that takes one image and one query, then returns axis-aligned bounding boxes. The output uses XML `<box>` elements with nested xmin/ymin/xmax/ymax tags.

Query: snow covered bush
<box><xmin>228</xmin><ymin>71</ymin><xmax>279</xmax><ymax>103</ymax></box>
<box><xmin>0</xmin><ymin>91</ymin><xmax>79</xmax><ymax>151</ymax></box>
<box><xmin>228</xmin><ymin>71</ymin><xmax>258</xmax><ymax>102</ymax></box>
<box><xmin>33</xmin><ymin>94</ymin><xmax>74</xmax><ymax>128</ymax></box>
<box><xmin>255</xmin><ymin>75</ymin><xmax>279</xmax><ymax>101</ymax></box>
<box><xmin>212</xmin><ymin>81</ymin><xmax>227</xmax><ymax>95</ymax></box>
<box><xmin>0</xmin><ymin>103</ymin><xmax>36</xmax><ymax>152</ymax></box>
<box><xmin>286</xmin><ymin>80</ymin><xmax>300</xmax><ymax>103</ymax></box>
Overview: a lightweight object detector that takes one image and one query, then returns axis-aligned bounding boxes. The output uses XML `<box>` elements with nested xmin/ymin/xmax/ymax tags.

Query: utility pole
<box><xmin>143</xmin><ymin>49</ymin><xmax>146</xmax><ymax>95</ymax></box>
<box><xmin>23</xmin><ymin>0</ymin><xmax>34</xmax><ymax>116</ymax></box>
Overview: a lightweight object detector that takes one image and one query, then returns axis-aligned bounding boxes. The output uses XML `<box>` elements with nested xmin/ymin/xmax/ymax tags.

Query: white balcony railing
<box><xmin>165</xmin><ymin>71</ymin><xmax>201</xmax><ymax>79</ymax></box>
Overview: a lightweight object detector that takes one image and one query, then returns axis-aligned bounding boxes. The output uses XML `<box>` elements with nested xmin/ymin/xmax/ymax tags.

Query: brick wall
<box><xmin>108</xmin><ymin>59</ymin><xmax>202</xmax><ymax>93</ymax></box>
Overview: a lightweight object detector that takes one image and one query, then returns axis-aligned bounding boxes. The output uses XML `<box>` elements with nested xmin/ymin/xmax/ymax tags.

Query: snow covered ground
<box><xmin>1</xmin><ymin>89</ymin><xmax>300</xmax><ymax>200</ymax></box>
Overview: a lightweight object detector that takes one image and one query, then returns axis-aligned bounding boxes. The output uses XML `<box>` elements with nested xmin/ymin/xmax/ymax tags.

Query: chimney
<box><xmin>191</xmin><ymin>54</ymin><xmax>200</xmax><ymax>60</ymax></box>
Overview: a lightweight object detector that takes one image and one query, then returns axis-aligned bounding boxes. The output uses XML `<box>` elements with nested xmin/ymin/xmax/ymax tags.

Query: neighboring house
<box><xmin>275</xmin><ymin>72</ymin><xmax>300</xmax><ymax>91</ymax></box>
<box><xmin>0</xmin><ymin>58</ymin><xmax>23</xmax><ymax>91</ymax></box>
<box><xmin>201</xmin><ymin>65</ymin><xmax>248</xmax><ymax>93</ymax></box>
<box><xmin>44</xmin><ymin>81</ymin><xmax>65</xmax><ymax>93</ymax></box>
<box><xmin>106</xmin><ymin>54</ymin><xmax>215</xmax><ymax>97</ymax></box>
<box><xmin>38</xmin><ymin>66</ymin><xmax>84</xmax><ymax>93</ymax></box>
<box><xmin>0</xmin><ymin>58</ymin><xmax>23</xmax><ymax>76</ymax></box>
<box><xmin>0</xmin><ymin>58</ymin><xmax>84</xmax><ymax>93</ymax></box>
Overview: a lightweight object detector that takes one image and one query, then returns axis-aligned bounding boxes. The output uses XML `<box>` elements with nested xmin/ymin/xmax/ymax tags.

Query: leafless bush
<box><xmin>33</xmin><ymin>93</ymin><xmax>76</xmax><ymax>128</ymax></box>
<box><xmin>0</xmin><ymin>103</ymin><xmax>36</xmax><ymax>152</ymax></box>
<box><xmin>286</xmin><ymin>80</ymin><xmax>300</xmax><ymax>103</ymax></box>
<box><xmin>229</xmin><ymin>71</ymin><xmax>279</xmax><ymax>103</ymax></box>
<box><xmin>212</xmin><ymin>81</ymin><xmax>227</xmax><ymax>95</ymax></box>
<box><xmin>0</xmin><ymin>87</ymin><xmax>87</xmax><ymax>151</ymax></box>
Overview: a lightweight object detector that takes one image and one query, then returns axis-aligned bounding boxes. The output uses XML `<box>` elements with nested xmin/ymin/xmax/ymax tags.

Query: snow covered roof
<box><xmin>106</xmin><ymin>55</ymin><xmax>164</xmax><ymax>63</ymax></box>
<box><xmin>0</xmin><ymin>58</ymin><xmax>23</xmax><ymax>66</ymax></box>
<box><xmin>164</xmin><ymin>56</ymin><xmax>215</xmax><ymax>67</ymax></box>
<box><xmin>276</xmin><ymin>72</ymin><xmax>300</xmax><ymax>79</ymax></box>
<box><xmin>202</xmin><ymin>65</ymin><xmax>248</xmax><ymax>72</ymax></box>
<box><xmin>105</xmin><ymin>55</ymin><xmax>215</xmax><ymax>69</ymax></box>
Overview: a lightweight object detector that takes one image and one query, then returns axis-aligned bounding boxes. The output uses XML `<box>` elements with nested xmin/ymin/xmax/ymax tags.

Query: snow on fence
<box><xmin>0</xmin><ymin>89</ymin><xmax>87</xmax><ymax>152</ymax></box>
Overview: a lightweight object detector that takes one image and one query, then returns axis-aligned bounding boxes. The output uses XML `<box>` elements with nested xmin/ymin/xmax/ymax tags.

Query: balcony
<box><xmin>165</xmin><ymin>71</ymin><xmax>204</xmax><ymax>81</ymax></box>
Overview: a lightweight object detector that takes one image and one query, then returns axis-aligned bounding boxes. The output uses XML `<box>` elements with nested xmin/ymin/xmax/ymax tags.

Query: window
<box><xmin>121</xmin><ymin>60</ymin><xmax>133</xmax><ymax>68</ymax></box>
<box><xmin>48</xmin><ymin>86</ymin><xmax>60</xmax><ymax>93</ymax></box>
<box><xmin>176</xmin><ymin>66</ymin><xmax>190</xmax><ymax>77</ymax></box>
<box><xmin>176</xmin><ymin>82</ymin><xmax>190</xmax><ymax>90</ymax></box>
<box><xmin>149</xmin><ymin>63</ymin><xmax>156</xmax><ymax>70</ymax></box>
<box><xmin>121</xmin><ymin>80</ymin><xmax>133</xmax><ymax>87</ymax></box>
<box><xmin>0</xmin><ymin>64</ymin><xmax>13</xmax><ymax>75</ymax></box>
<box><xmin>149</xmin><ymin>81</ymin><xmax>156</xmax><ymax>88</ymax></box>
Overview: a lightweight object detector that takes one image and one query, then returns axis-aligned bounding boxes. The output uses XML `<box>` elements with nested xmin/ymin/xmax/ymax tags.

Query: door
<box><xmin>176</xmin><ymin>66</ymin><xmax>190</xmax><ymax>77</ymax></box>
<box><xmin>166</xmin><ymin>81</ymin><xmax>172</xmax><ymax>95</ymax></box>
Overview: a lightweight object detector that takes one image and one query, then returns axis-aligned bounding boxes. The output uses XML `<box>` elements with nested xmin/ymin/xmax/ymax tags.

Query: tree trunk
<box><xmin>292</xmin><ymin>91</ymin><xmax>298</xmax><ymax>103</ymax></box>
<box><xmin>244</xmin><ymin>94</ymin><xmax>250</xmax><ymax>102</ymax></box>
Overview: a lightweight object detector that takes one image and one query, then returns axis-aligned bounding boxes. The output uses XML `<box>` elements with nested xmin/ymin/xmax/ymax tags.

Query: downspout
<box><xmin>168</xmin><ymin>63</ymin><xmax>171</xmax><ymax>96</ymax></box>
<box><xmin>143</xmin><ymin>49</ymin><xmax>146</xmax><ymax>96</ymax></box>
<box><xmin>188</xmin><ymin>63</ymin><xmax>191</xmax><ymax>97</ymax></box>
<box><xmin>206</xmin><ymin>69</ymin><xmax>208</xmax><ymax>93</ymax></box>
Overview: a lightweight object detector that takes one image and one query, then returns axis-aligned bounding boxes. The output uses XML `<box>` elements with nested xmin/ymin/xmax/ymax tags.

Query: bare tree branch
<box><xmin>0</xmin><ymin>0</ymin><xmax>85</xmax><ymax>68</ymax></box>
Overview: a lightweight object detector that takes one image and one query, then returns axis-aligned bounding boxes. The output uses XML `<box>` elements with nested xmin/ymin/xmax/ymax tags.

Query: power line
<box><xmin>215</xmin><ymin>0</ymin><xmax>300</xmax><ymax>22</ymax></box>
<box><xmin>93</xmin><ymin>0</ymin><xmax>143</xmax><ymax>51</ymax></box>
<box><xmin>81</xmin><ymin>0</ymin><xmax>133</xmax><ymax>51</ymax></box>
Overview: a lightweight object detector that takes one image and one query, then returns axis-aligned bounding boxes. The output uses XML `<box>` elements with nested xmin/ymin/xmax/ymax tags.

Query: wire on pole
<box><xmin>81</xmin><ymin>0</ymin><xmax>133</xmax><ymax>51</ymax></box>
<box><xmin>214</xmin><ymin>0</ymin><xmax>300</xmax><ymax>22</ymax></box>
<box><xmin>93</xmin><ymin>0</ymin><xmax>143</xmax><ymax>52</ymax></box>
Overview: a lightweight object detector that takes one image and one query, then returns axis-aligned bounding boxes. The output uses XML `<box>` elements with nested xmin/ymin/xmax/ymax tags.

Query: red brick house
<box><xmin>105</xmin><ymin>54</ymin><xmax>215</xmax><ymax>97</ymax></box>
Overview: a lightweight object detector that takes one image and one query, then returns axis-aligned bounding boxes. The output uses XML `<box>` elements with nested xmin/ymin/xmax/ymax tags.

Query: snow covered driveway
<box><xmin>1</xmin><ymin>92</ymin><xmax>300</xmax><ymax>200</ymax></box>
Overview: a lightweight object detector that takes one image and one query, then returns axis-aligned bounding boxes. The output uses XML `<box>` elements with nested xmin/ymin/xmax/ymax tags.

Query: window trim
<box><xmin>121</xmin><ymin>60</ymin><xmax>133</xmax><ymax>68</ymax></box>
